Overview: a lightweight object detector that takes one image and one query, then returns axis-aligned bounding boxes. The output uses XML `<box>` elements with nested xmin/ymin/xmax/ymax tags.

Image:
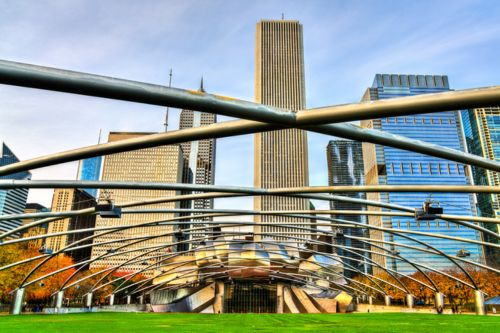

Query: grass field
<box><xmin>0</xmin><ymin>312</ymin><xmax>498</xmax><ymax>333</ymax></box>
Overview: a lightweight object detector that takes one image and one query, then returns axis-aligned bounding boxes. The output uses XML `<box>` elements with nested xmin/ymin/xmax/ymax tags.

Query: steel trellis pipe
<box><xmin>4</xmin><ymin>204</ymin><xmax>492</xmax><ymax>294</ymax></box>
<box><xmin>40</xmin><ymin>227</ymin><xmax>416</xmax><ymax>297</ymax></box>
<box><xmin>344</xmin><ymin>235</ymin><xmax>500</xmax><ymax>274</ymax></box>
<box><xmin>0</xmin><ymin>191</ymin><xmax>416</xmax><ymax>241</ymax></box>
<box><xmin>122</xmin><ymin>250</ymin><xmax>392</xmax><ymax>298</ymax></box>
<box><xmin>0</xmin><ymin>180</ymin><xmax>498</xmax><ymax>194</ymax></box>
<box><xmin>82</xmin><ymin>230</ymin><xmax>430</xmax><ymax>297</ymax></box>
<box><xmin>0</xmin><ymin>59</ymin><xmax>499</xmax><ymax>174</ymax></box>
<box><xmin>2</xmin><ymin>60</ymin><xmax>500</xmax><ymax>127</ymax></box>
<box><xmin>4</xmin><ymin>211</ymin><xmax>498</xmax><ymax>279</ymax></box>
<box><xmin>106</xmin><ymin>239</ymin><xmax>404</xmax><ymax>297</ymax></box>
<box><xmin>0</xmin><ymin>120</ymin><xmax>499</xmax><ymax>177</ymax></box>
<box><xmin>58</xmin><ymin>230</ymin><xmax>435</xmax><ymax>297</ymax></box>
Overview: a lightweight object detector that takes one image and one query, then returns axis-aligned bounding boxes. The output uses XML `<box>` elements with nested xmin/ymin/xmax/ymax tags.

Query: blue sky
<box><xmin>0</xmin><ymin>0</ymin><xmax>499</xmax><ymax>209</ymax></box>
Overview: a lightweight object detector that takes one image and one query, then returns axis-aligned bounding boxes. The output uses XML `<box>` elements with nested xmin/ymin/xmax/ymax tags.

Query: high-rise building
<box><xmin>254</xmin><ymin>20</ymin><xmax>310</xmax><ymax>242</ymax></box>
<box><xmin>361</xmin><ymin>74</ymin><xmax>483</xmax><ymax>274</ymax></box>
<box><xmin>326</xmin><ymin>140</ymin><xmax>370</xmax><ymax>277</ymax></box>
<box><xmin>461</xmin><ymin>106</ymin><xmax>500</xmax><ymax>267</ymax></box>
<box><xmin>46</xmin><ymin>189</ymin><xmax>96</xmax><ymax>263</ymax></box>
<box><xmin>0</xmin><ymin>142</ymin><xmax>31</xmax><ymax>235</ymax></box>
<box><xmin>21</xmin><ymin>203</ymin><xmax>50</xmax><ymax>250</ymax></box>
<box><xmin>77</xmin><ymin>156</ymin><xmax>102</xmax><ymax>198</ymax></box>
<box><xmin>178</xmin><ymin>80</ymin><xmax>217</xmax><ymax>248</ymax></box>
<box><xmin>90</xmin><ymin>132</ymin><xmax>183</xmax><ymax>274</ymax></box>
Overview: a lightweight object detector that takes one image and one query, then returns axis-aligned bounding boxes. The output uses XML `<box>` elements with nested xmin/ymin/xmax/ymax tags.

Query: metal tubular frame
<box><xmin>1</xmin><ymin>180</ymin><xmax>499</xmax><ymax>194</ymax></box>
<box><xmin>122</xmin><ymin>251</ymin><xmax>391</xmax><ymax>298</ymax></box>
<box><xmin>31</xmin><ymin>225</ymin><xmax>415</xmax><ymax>299</ymax></box>
<box><xmin>5</xmin><ymin>211</ymin><xmax>483</xmax><ymax>305</ymax></box>
<box><xmin>90</xmin><ymin>232</ymin><xmax>433</xmax><ymax>299</ymax></box>
<box><xmin>70</xmin><ymin>232</ymin><xmax>394</xmax><ymax>296</ymax></box>
<box><xmin>6</xmin><ymin>208</ymin><xmax>497</xmax><ymax>291</ymax></box>
<box><xmin>124</xmin><ymin>244</ymin><xmax>400</xmax><ymax>298</ymax></box>
<box><xmin>0</xmin><ymin>60</ymin><xmax>499</xmax><ymax>175</ymax></box>
<box><xmin>108</xmin><ymin>239</ymin><xmax>402</xmax><ymax>297</ymax></box>
<box><xmin>48</xmin><ymin>226</ymin><xmax>437</xmax><ymax>298</ymax></box>
<box><xmin>1</xmin><ymin>59</ymin><xmax>498</xmax><ymax>313</ymax></box>
<box><xmin>0</xmin><ymin>191</ymin><xmax>417</xmax><ymax>241</ymax></box>
<box><xmin>344</xmin><ymin>235</ymin><xmax>500</xmax><ymax>275</ymax></box>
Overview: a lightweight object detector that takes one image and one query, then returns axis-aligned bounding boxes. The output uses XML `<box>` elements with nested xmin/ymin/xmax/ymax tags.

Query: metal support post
<box><xmin>55</xmin><ymin>291</ymin><xmax>64</xmax><ymax>312</ymax></box>
<box><xmin>138</xmin><ymin>295</ymin><xmax>143</xmax><ymax>305</ymax></box>
<box><xmin>126</xmin><ymin>295</ymin><xmax>131</xmax><ymax>305</ymax></box>
<box><xmin>368</xmin><ymin>296</ymin><xmax>373</xmax><ymax>305</ymax></box>
<box><xmin>384</xmin><ymin>295</ymin><xmax>391</xmax><ymax>306</ymax></box>
<box><xmin>474</xmin><ymin>290</ymin><xmax>486</xmax><ymax>315</ymax></box>
<box><xmin>435</xmin><ymin>292</ymin><xmax>444</xmax><ymax>313</ymax></box>
<box><xmin>109</xmin><ymin>294</ymin><xmax>115</xmax><ymax>306</ymax></box>
<box><xmin>406</xmin><ymin>294</ymin><xmax>414</xmax><ymax>309</ymax></box>
<box><xmin>10</xmin><ymin>288</ymin><xmax>25</xmax><ymax>315</ymax></box>
<box><xmin>276</xmin><ymin>282</ymin><xmax>284</xmax><ymax>314</ymax></box>
<box><xmin>85</xmin><ymin>293</ymin><xmax>92</xmax><ymax>308</ymax></box>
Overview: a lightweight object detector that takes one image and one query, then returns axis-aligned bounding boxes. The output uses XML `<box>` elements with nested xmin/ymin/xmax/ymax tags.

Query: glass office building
<box><xmin>361</xmin><ymin>74</ymin><xmax>483</xmax><ymax>274</ymax></box>
<box><xmin>0</xmin><ymin>142</ymin><xmax>31</xmax><ymax>235</ymax></box>
<box><xmin>461</xmin><ymin>106</ymin><xmax>500</xmax><ymax>267</ymax></box>
<box><xmin>77</xmin><ymin>156</ymin><xmax>102</xmax><ymax>198</ymax></box>
<box><xmin>326</xmin><ymin>140</ymin><xmax>371</xmax><ymax>277</ymax></box>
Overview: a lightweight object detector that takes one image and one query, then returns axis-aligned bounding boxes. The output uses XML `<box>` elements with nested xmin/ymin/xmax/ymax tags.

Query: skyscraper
<box><xmin>21</xmin><ymin>203</ymin><xmax>50</xmax><ymax>250</ymax></box>
<box><xmin>326</xmin><ymin>140</ymin><xmax>370</xmax><ymax>277</ymax></box>
<box><xmin>77</xmin><ymin>131</ymin><xmax>103</xmax><ymax>198</ymax></box>
<box><xmin>0</xmin><ymin>142</ymin><xmax>31</xmax><ymax>235</ymax></box>
<box><xmin>361</xmin><ymin>74</ymin><xmax>483</xmax><ymax>274</ymax></box>
<box><xmin>178</xmin><ymin>80</ymin><xmax>217</xmax><ymax>248</ymax></box>
<box><xmin>254</xmin><ymin>20</ymin><xmax>309</xmax><ymax>242</ymax></box>
<box><xmin>461</xmin><ymin>106</ymin><xmax>500</xmax><ymax>267</ymax></box>
<box><xmin>77</xmin><ymin>156</ymin><xmax>102</xmax><ymax>198</ymax></box>
<box><xmin>90</xmin><ymin>132</ymin><xmax>183</xmax><ymax>274</ymax></box>
<box><xmin>46</xmin><ymin>189</ymin><xmax>96</xmax><ymax>263</ymax></box>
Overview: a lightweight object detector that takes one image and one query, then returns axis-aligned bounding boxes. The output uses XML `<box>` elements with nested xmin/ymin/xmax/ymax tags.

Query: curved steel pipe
<box><xmin>0</xmin><ymin>191</ymin><xmax>416</xmax><ymax>241</ymax></box>
<box><xmin>110</xmin><ymin>241</ymin><xmax>394</xmax><ymax>297</ymax></box>
<box><xmin>345</xmin><ymin>235</ymin><xmax>500</xmax><ymax>275</ymax></box>
<box><xmin>4</xmin><ymin>211</ymin><xmax>497</xmax><ymax>288</ymax></box>
<box><xmin>5</xmin><ymin>205</ymin><xmax>489</xmax><ymax>294</ymax></box>
<box><xmin>0</xmin><ymin>59</ymin><xmax>498</xmax><ymax>173</ymax></box>
<box><xmin>60</xmin><ymin>231</ymin><xmax>413</xmax><ymax>297</ymax></box>
<box><xmin>123</xmin><ymin>251</ymin><xmax>390</xmax><ymax>298</ymax></box>
<box><xmin>1</xmin><ymin>180</ymin><xmax>498</xmax><ymax>194</ymax></box>
<box><xmin>3</xmin><ymin>60</ymin><xmax>499</xmax><ymax>126</ymax></box>
<box><xmin>99</xmin><ymin>233</ymin><xmax>414</xmax><ymax>296</ymax></box>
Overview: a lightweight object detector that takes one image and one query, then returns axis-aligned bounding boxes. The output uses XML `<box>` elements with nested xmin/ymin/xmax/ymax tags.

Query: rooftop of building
<box><xmin>259</xmin><ymin>19</ymin><xmax>300</xmax><ymax>24</ymax></box>
<box><xmin>25</xmin><ymin>203</ymin><xmax>48</xmax><ymax>210</ymax></box>
<box><xmin>371</xmin><ymin>74</ymin><xmax>450</xmax><ymax>89</ymax></box>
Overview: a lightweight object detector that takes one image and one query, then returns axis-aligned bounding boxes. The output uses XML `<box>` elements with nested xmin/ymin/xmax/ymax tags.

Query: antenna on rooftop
<box><xmin>281</xmin><ymin>13</ymin><xmax>285</xmax><ymax>20</ymax></box>
<box><xmin>164</xmin><ymin>68</ymin><xmax>173</xmax><ymax>132</ymax></box>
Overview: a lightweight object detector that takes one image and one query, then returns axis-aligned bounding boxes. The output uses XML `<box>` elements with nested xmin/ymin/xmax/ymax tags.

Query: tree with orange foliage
<box><xmin>25</xmin><ymin>254</ymin><xmax>75</xmax><ymax>303</ymax></box>
<box><xmin>0</xmin><ymin>242</ymin><xmax>75</xmax><ymax>304</ymax></box>
<box><xmin>350</xmin><ymin>266</ymin><xmax>500</xmax><ymax>310</ymax></box>
<box><xmin>64</xmin><ymin>269</ymin><xmax>148</xmax><ymax>305</ymax></box>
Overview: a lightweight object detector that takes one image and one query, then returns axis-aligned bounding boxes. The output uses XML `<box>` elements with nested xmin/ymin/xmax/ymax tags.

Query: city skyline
<box><xmin>0</xmin><ymin>1</ymin><xmax>499</xmax><ymax>212</ymax></box>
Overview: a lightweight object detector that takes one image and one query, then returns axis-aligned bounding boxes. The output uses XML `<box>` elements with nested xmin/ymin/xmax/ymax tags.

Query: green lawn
<box><xmin>0</xmin><ymin>312</ymin><xmax>498</xmax><ymax>333</ymax></box>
